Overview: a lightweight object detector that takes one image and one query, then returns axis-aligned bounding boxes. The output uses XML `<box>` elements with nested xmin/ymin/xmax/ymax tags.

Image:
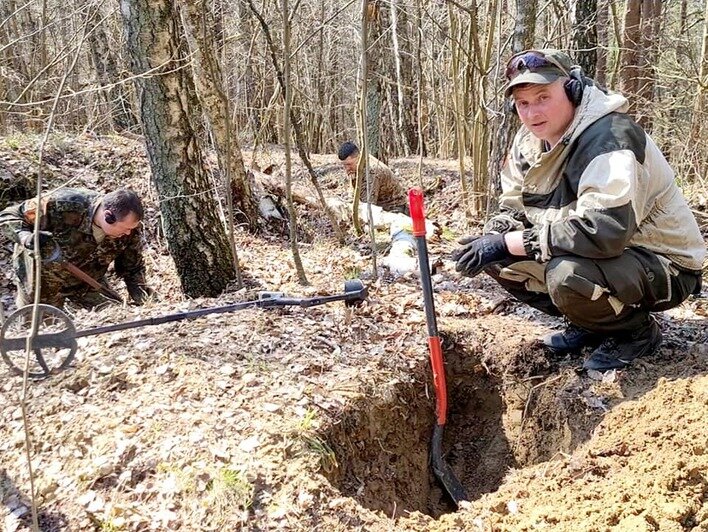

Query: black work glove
<box><xmin>127</xmin><ymin>284</ymin><xmax>154</xmax><ymax>305</ymax></box>
<box><xmin>21</xmin><ymin>230</ymin><xmax>53</xmax><ymax>249</ymax></box>
<box><xmin>20</xmin><ymin>231</ymin><xmax>61</xmax><ymax>262</ymax></box>
<box><xmin>453</xmin><ymin>234</ymin><xmax>510</xmax><ymax>278</ymax></box>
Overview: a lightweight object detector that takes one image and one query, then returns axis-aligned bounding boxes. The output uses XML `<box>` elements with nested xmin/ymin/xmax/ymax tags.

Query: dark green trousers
<box><xmin>487</xmin><ymin>248</ymin><xmax>701</xmax><ymax>334</ymax></box>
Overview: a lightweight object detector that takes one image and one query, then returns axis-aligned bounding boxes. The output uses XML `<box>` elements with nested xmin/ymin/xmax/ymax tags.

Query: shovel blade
<box><xmin>431</xmin><ymin>423</ymin><xmax>468</xmax><ymax>506</ymax></box>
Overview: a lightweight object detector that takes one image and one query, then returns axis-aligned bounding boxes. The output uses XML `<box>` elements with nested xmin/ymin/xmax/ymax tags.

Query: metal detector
<box><xmin>0</xmin><ymin>279</ymin><xmax>367</xmax><ymax>379</ymax></box>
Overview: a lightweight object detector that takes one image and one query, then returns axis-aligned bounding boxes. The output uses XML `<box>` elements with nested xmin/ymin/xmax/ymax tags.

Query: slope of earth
<box><xmin>0</xmin><ymin>134</ymin><xmax>706</xmax><ymax>532</ymax></box>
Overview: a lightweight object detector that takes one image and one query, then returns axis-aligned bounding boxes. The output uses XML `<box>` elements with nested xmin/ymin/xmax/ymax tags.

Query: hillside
<box><xmin>1</xmin><ymin>135</ymin><xmax>706</xmax><ymax>532</ymax></box>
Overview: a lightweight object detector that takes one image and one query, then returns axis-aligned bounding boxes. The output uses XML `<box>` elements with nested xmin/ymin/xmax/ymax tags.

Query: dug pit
<box><xmin>321</xmin><ymin>341</ymin><xmax>597</xmax><ymax>518</ymax></box>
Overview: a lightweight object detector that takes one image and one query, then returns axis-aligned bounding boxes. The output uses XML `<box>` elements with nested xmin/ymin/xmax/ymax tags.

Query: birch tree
<box><xmin>572</xmin><ymin>0</ymin><xmax>598</xmax><ymax>78</ymax></box>
<box><xmin>121</xmin><ymin>0</ymin><xmax>236</xmax><ymax>297</ymax></box>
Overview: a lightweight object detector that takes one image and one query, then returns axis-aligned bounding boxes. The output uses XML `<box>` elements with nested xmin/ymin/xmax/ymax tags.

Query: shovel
<box><xmin>62</xmin><ymin>261</ymin><xmax>124</xmax><ymax>303</ymax></box>
<box><xmin>408</xmin><ymin>187</ymin><xmax>468</xmax><ymax>506</ymax></box>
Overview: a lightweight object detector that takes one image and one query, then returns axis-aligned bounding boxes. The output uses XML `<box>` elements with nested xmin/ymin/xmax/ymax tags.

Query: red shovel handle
<box><xmin>408</xmin><ymin>187</ymin><xmax>426</xmax><ymax>237</ymax></box>
<box><xmin>429</xmin><ymin>336</ymin><xmax>447</xmax><ymax>425</ymax></box>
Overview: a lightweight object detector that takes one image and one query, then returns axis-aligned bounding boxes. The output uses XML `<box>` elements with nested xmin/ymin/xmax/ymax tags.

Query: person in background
<box><xmin>338</xmin><ymin>141</ymin><xmax>406</xmax><ymax>213</ymax></box>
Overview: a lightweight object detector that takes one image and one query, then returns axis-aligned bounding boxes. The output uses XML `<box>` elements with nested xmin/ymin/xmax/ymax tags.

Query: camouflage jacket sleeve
<box><xmin>0</xmin><ymin>199</ymin><xmax>40</xmax><ymax>244</ymax></box>
<box><xmin>358</xmin><ymin>165</ymin><xmax>381</xmax><ymax>205</ymax></box>
<box><xmin>369</xmin><ymin>166</ymin><xmax>382</xmax><ymax>205</ymax></box>
<box><xmin>114</xmin><ymin>230</ymin><xmax>150</xmax><ymax>300</ymax></box>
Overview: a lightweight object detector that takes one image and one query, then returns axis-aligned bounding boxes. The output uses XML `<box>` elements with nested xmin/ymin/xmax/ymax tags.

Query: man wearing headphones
<box><xmin>337</xmin><ymin>141</ymin><xmax>407</xmax><ymax>212</ymax></box>
<box><xmin>453</xmin><ymin>49</ymin><xmax>705</xmax><ymax>371</ymax></box>
<box><xmin>0</xmin><ymin>187</ymin><xmax>153</xmax><ymax>309</ymax></box>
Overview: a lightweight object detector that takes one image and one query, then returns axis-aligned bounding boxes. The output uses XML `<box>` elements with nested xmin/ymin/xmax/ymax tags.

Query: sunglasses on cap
<box><xmin>505</xmin><ymin>50</ymin><xmax>570</xmax><ymax>81</ymax></box>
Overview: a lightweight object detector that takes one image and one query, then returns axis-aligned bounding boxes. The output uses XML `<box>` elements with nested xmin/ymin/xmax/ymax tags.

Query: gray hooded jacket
<box><xmin>495</xmin><ymin>84</ymin><xmax>705</xmax><ymax>273</ymax></box>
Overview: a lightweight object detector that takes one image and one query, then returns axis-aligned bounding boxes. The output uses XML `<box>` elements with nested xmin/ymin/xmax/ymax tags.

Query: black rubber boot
<box><xmin>583</xmin><ymin>318</ymin><xmax>662</xmax><ymax>371</ymax></box>
<box><xmin>542</xmin><ymin>322</ymin><xmax>602</xmax><ymax>353</ymax></box>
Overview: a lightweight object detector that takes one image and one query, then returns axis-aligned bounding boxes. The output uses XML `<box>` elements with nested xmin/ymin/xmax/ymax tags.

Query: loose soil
<box><xmin>0</xmin><ymin>134</ymin><xmax>706</xmax><ymax>531</ymax></box>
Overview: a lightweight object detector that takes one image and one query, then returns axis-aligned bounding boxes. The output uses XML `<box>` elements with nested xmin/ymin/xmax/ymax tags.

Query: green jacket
<box><xmin>0</xmin><ymin>188</ymin><xmax>148</xmax><ymax>303</ymax></box>
<box><xmin>494</xmin><ymin>84</ymin><xmax>705</xmax><ymax>273</ymax></box>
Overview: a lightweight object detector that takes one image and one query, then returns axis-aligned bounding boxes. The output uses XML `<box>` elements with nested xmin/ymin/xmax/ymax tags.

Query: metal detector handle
<box><xmin>74</xmin><ymin>300</ymin><xmax>262</xmax><ymax>338</ymax></box>
<box><xmin>263</xmin><ymin>285</ymin><xmax>368</xmax><ymax>308</ymax></box>
<box><xmin>72</xmin><ymin>282</ymin><xmax>369</xmax><ymax>340</ymax></box>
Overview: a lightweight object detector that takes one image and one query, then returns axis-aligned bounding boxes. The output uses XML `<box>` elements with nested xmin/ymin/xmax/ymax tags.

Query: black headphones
<box><xmin>510</xmin><ymin>66</ymin><xmax>587</xmax><ymax>115</ymax></box>
<box><xmin>563</xmin><ymin>67</ymin><xmax>586</xmax><ymax>107</ymax></box>
<box><xmin>105</xmin><ymin>211</ymin><xmax>117</xmax><ymax>224</ymax></box>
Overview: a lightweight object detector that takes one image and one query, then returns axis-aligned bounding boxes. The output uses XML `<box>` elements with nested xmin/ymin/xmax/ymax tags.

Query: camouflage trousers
<box><xmin>485</xmin><ymin>247</ymin><xmax>701</xmax><ymax>334</ymax></box>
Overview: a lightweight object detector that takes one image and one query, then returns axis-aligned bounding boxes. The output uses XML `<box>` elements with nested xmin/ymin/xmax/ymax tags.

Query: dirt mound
<box><xmin>0</xmin><ymin>135</ymin><xmax>706</xmax><ymax>531</ymax></box>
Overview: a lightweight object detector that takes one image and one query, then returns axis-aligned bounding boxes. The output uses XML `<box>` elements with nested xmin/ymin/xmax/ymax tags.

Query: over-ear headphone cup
<box><xmin>564</xmin><ymin>69</ymin><xmax>585</xmax><ymax>107</ymax></box>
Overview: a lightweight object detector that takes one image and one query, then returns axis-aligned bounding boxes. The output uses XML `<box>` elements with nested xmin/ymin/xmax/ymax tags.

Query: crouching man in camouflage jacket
<box><xmin>338</xmin><ymin>141</ymin><xmax>407</xmax><ymax>213</ymax></box>
<box><xmin>0</xmin><ymin>187</ymin><xmax>153</xmax><ymax>310</ymax></box>
<box><xmin>453</xmin><ymin>49</ymin><xmax>705</xmax><ymax>372</ymax></box>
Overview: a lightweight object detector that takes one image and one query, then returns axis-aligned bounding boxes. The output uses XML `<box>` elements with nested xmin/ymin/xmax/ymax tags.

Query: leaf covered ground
<box><xmin>1</xmin><ymin>135</ymin><xmax>707</xmax><ymax>531</ymax></box>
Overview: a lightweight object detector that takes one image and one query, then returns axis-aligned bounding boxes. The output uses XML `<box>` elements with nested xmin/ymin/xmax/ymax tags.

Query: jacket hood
<box><xmin>560</xmin><ymin>85</ymin><xmax>629</xmax><ymax>145</ymax></box>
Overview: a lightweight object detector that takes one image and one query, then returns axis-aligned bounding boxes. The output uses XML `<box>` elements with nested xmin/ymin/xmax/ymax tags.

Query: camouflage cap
<box><xmin>504</xmin><ymin>49</ymin><xmax>575</xmax><ymax>97</ymax></box>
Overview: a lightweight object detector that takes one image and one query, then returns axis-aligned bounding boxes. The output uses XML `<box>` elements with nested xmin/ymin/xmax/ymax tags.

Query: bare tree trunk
<box><xmin>635</xmin><ymin>0</ymin><xmax>662</xmax><ymax>129</ymax></box>
<box><xmin>121</xmin><ymin>0</ymin><xmax>236</xmax><ymax>297</ymax></box>
<box><xmin>690</xmin><ymin>0</ymin><xmax>708</xmax><ymax>178</ymax></box>
<box><xmin>282</xmin><ymin>0</ymin><xmax>308</xmax><ymax>285</ymax></box>
<box><xmin>415</xmin><ymin>0</ymin><xmax>426</xmax><ymax>175</ymax></box>
<box><xmin>358</xmin><ymin>0</ymin><xmax>378</xmax><ymax>278</ymax></box>
<box><xmin>572</xmin><ymin>0</ymin><xmax>598</xmax><ymax>77</ymax></box>
<box><xmin>620</xmin><ymin>0</ymin><xmax>642</xmax><ymax>105</ymax></box>
<box><xmin>178</xmin><ymin>0</ymin><xmax>259</xmax><ymax>230</ymax></box>
<box><xmin>595</xmin><ymin>0</ymin><xmax>609</xmax><ymax>86</ymax></box>
<box><xmin>311</xmin><ymin>0</ymin><xmax>326</xmax><ymax>153</ymax></box>
<box><xmin>680</xmin><ymin>0</ymin><xmax>689</xmax><ymax>35</ymax></box>
<box><xmin>397</xmin><ymin>6</ymin><xmax>419</xmax><ymax>155</ymax></box>
<box><xmin>448</xmin><ymin>4</ymin><xmax>470</xmax><ymax>219</ymax></box>
<box><xmin>490</xmin><ymin>0</ymin><xmax>535</xmax><ymax>204</ymax></box>
<box><xmin>470</xmin><ymin>1</ymin><xmax>497</xmax><ymax>217</ymax></box>
<box><xmin>84</xmin><ymin>2</ymin><xmax>138</xmax><ymax>132</ymax></box>
<box><xmin>390</xmin><ymin>0</ymin><xmax>410</xmax><ymax>156</ymax></box>
<box><xmin>512</xmin><ymin>0</ymin><xmax>537</xmax><ymax>53</ymax></box>
<box><xmin>608</xmin><ymin>0</ymin><xmax>624</xmax><ymax>87</ymax></box>
<box><xmin>237</xmin><ymin>2</ymin><xmax>262</xmax><ymax>137</ymax></box>
<box><xmin>364</xmin><ymin>0</ymin><xmax>386</xmax><ymax>160</ymax></box>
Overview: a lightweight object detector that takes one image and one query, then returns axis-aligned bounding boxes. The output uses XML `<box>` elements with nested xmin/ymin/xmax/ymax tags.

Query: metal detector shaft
<box><xmin>72</xmin><ymin>283</ymin><xmax>368</xmax><ymax>340</ymax></box>
<box><xmin>408</xmin><ymin>187</ymin><xmax>468</xmax><ymax>506</ymax></box>
<box><xmin>1</xmin><ymin>281</ymin><xmax>367</xmax><ymax>379</ymax></box>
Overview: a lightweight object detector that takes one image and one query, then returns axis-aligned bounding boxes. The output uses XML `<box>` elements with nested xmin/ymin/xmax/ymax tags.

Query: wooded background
<box><xmin>1</xmin><ymin>0</ymin><xmax>707</xmax><ymax>294</ymax></box>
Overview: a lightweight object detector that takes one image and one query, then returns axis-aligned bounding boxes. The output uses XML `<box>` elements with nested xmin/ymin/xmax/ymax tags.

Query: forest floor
<box><xmin>0</xmin><ymin>134</ymin><xmax>707</xmax><ymax>532</ymax></box>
